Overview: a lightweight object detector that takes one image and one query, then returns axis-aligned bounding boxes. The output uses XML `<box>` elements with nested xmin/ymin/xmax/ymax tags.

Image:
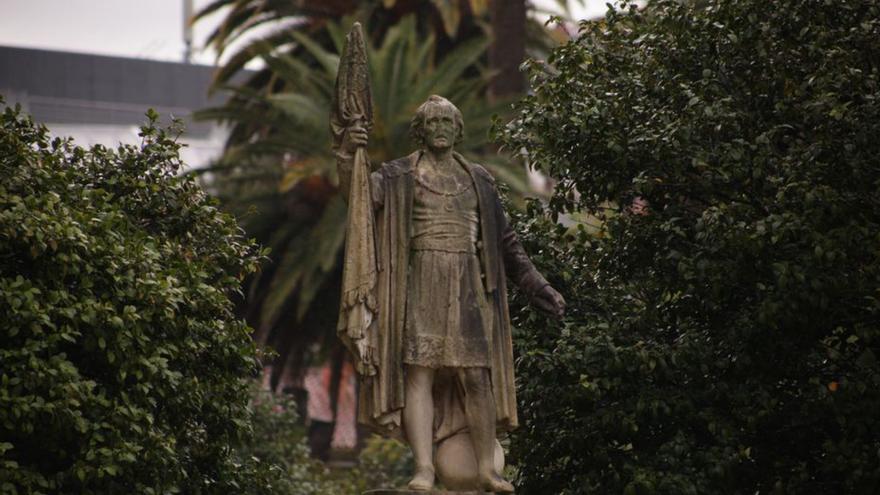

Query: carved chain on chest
<box><xmin>414</xmin><ymin>163</ymin><xmax>473</xmax><ymax>197</ymax></box>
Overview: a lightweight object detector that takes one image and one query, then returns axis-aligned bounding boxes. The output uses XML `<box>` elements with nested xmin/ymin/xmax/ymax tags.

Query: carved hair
<box><xmin>409</xmin><ymin>95</ymin><xmax>464</xmax><ymax>146</ymax></box>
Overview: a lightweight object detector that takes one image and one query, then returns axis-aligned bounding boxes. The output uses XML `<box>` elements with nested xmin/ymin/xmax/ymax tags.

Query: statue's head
<box><xmin>410</xmin><ymin>95</ymin><xmax>464</xmax><ymax>151</ymax></box>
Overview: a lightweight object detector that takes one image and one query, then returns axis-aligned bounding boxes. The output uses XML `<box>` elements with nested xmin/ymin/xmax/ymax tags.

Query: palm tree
<box><xmin>193</xmin><ymin>0</ymin><xmax>560</xmax><ymax>98</ymax></box>
<box><xmin>195</xmin><ymin>16</ymin><xmax>529</xmax><ymax>392</ymax></box>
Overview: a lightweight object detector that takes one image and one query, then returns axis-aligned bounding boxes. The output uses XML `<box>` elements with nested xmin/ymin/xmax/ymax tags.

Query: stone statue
<box><xmin>333</xmin><ymin>24</ymin><xmax>564</xmax><ymax>494</ymax></box>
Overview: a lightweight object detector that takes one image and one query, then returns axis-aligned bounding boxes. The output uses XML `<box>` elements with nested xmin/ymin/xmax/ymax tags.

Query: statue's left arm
<box><xmin>498</xmin><ymin>201</ymin><xmax>566</xmax><ymax>318</ymax></box>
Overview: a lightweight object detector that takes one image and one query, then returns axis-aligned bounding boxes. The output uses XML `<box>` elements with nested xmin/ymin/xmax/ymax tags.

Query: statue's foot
<box><xmin>479</xmin><ymin>471</ymin><xmax>514</xmax><ymax>493</ymax></box>
<box><xmin>407</xmin><ymin>465</ymin><xmax>435</xmax><ymax>491</ymax></box>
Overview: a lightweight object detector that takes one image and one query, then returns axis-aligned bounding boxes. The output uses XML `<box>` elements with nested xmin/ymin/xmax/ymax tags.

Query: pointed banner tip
<box><xmin>350</xmin><ymin>22</ymin><xmax>364</xmax><ymax>40</ymax></box>
<box><xmin>333</xmin><ymin>16</ymin><xmax>373</xmax><ymax>130</ymax></box>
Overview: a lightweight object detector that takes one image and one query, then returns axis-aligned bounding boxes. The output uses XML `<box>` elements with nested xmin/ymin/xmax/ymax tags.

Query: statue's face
<box><xmin>422</xmin><ymin>103</ymin><xmax>457</xmax><ymax>152</ymax></box>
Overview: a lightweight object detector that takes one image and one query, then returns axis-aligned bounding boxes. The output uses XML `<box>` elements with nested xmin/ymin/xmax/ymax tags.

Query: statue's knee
<box><xmin>406</xmin><ymin>365</ymin><xmax>434</xmax><ymax>389</ymax></box>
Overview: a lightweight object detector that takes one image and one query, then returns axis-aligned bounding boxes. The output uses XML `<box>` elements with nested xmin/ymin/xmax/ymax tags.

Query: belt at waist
<box><xmin>411</xmin><ymin>236</ymin><xmax>476</xmax><ymax>254</ymax></box>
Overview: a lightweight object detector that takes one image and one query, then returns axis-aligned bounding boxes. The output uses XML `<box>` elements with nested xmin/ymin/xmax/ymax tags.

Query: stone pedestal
<box><xmin>363</xmin><ymin>490</ymin><xmax>504</xmax><ymax>495</ymax></box>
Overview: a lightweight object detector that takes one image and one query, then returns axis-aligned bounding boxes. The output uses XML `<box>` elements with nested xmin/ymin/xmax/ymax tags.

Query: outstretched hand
<box><xmin>532</xmin><ymin>285</ymin><xmax>566</xmax><ymax>319</ymax></box>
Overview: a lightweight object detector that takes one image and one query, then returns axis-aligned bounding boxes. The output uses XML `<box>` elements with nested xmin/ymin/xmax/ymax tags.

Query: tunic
<box><xmin>337</xmin><ymin>150</ymin><xmax>550</xmax><ymax>438</ymax></box>
<box><xmin>402</xmin><ymin>170</ymin><xmax>494</xmax><ymax>368</ymax></box>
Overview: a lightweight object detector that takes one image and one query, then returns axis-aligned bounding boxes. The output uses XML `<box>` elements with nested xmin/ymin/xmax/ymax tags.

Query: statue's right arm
<box><xmin>335</xmin><ymin>148</ymin><xmax>384</xmax><ymax>210</ymax></box>
<box><xmin>334</xmin><ymin>123</ymin><xmax>383</xmax><ymax>209</ymax></box>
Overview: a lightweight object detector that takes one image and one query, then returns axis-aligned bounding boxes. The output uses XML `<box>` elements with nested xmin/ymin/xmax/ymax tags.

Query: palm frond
<box><xmin>260</xmin><ymin>196</ymin><xmax>346</xmax><ymax>327</ymax></box>
<box><xmin>289</xmin><ymin>31</ymin><xmax>341</xmax><ymax>77</ymax></box>
<box><xmin>411</xmin><ymin>35</ymin><xmax>491</xmax><ymax>100</ymax></box>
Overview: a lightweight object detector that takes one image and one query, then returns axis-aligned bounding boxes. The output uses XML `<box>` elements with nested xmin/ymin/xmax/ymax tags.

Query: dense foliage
<box><xmin>501</xmin><ymin>1</ymin><xmax>880</xmax><ymax>493</ymax></box>
<box><xmin>0</xmin><ymin>104</ymin><xmax>275</xmax><ymax>493</ymax></box>
<box><xmin>241</xmin><ymin>383</ymin><xmax>413</xmax><ymax>494</ymax></box>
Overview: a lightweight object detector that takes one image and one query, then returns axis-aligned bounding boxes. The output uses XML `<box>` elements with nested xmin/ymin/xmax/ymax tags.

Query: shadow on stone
<box><xmin>363</xmin><ymin>490</ymin><xmax>501</xmax><ymax>495</ymax></box>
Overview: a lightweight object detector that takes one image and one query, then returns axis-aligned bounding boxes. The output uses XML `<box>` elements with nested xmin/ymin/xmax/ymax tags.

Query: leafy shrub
<box><xmin>349</xmin><ymin>436</ymin><xmax>413</xmax><ymax>491</ymax></box>
<box><xmin>235</xmin><ymin>383</ymin><xmax>330</xmax><ymax>495</ymax></box>
<box><xmin>0</xmin><ymin>103</ymin><xmax>274</xmax><ymax>493</ymax></box>
<box><xmin>240</xmin><ymin>380</ymin><xmax>413</xmax><ymax>494</ymax></box>
<box><xmin>500</xmin><ymin>1</ymin><xmax>880</xmax><ymax>493</ymax></box>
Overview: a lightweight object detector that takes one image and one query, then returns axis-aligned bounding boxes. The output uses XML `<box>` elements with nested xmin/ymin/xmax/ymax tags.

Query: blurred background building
<box><xmin>0</xmin><ymin>46</ymin><xmax>228</xmax><ymax>170</ymax></box>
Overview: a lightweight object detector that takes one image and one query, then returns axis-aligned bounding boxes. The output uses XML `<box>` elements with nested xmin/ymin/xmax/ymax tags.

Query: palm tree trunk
<box><xmin>489</xmin><ymin>0</ymin><xmax>527</xmax><ymax>98</ymax></box>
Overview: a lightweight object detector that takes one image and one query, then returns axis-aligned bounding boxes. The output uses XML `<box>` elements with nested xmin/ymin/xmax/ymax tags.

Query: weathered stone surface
<box><xmin>362</xmin><ymin>490</ymin><xmax>500</xmax><ymax>495</ymax></box>
<box><xmin>434</xmin><ymin>432</ymin><xmax>504</xmax><ymax>490</ymax></box>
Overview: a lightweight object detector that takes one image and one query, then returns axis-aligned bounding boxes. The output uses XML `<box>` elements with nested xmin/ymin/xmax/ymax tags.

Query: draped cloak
<box><xmin>348</xmin><ymin>150</ymin><xmax>548</xmax><ymax>442</ymax></box>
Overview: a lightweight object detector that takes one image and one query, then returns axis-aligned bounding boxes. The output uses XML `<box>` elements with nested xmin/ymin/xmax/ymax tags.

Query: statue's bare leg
<box><xmin>404</xmin><ymin>365</ymin><xmax>436</xmax><ymax>490</ymax></box>
<box><xmin>459</xmin><ymin>368</ymin><xmax>514</xmax><ymax>493</ymax></box>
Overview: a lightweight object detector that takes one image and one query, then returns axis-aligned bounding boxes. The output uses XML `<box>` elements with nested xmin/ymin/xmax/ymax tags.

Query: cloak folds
<box><xmin>351</xmin><ymin>150</ymin><xmax>547</xmax><ymax>442</ymax></box>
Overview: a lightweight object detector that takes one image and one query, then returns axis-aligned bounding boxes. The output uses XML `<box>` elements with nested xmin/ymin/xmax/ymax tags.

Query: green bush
<box><xmin>500</xmin><ymin>1</ymin><xmax>880</xmax><ymax>493</ymax></box>
<box><xmin>348</xmin><ymin>435</ymin><xmax>413</xmax><ymax>491</ymax></box>
<box><xmin>235</xmin><ymin>383</ymin><xmax>328</xmax><ymax>495</ymax></box>
<box><xmin>0</xmin><ymin>103</ymin><xmax>274</xmax><ymax>493</ymax></box>
<box><xmin>240</xmin><ymin>381</ymin><xmax>414</xmax><ymax>494</ymax></box>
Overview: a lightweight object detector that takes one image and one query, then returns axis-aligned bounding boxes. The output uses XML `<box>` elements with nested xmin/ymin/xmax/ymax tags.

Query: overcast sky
<box><xmin>0</xmin><ymin>0</ymin><xmax>611</xmax><ymax>66</ymax></box>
